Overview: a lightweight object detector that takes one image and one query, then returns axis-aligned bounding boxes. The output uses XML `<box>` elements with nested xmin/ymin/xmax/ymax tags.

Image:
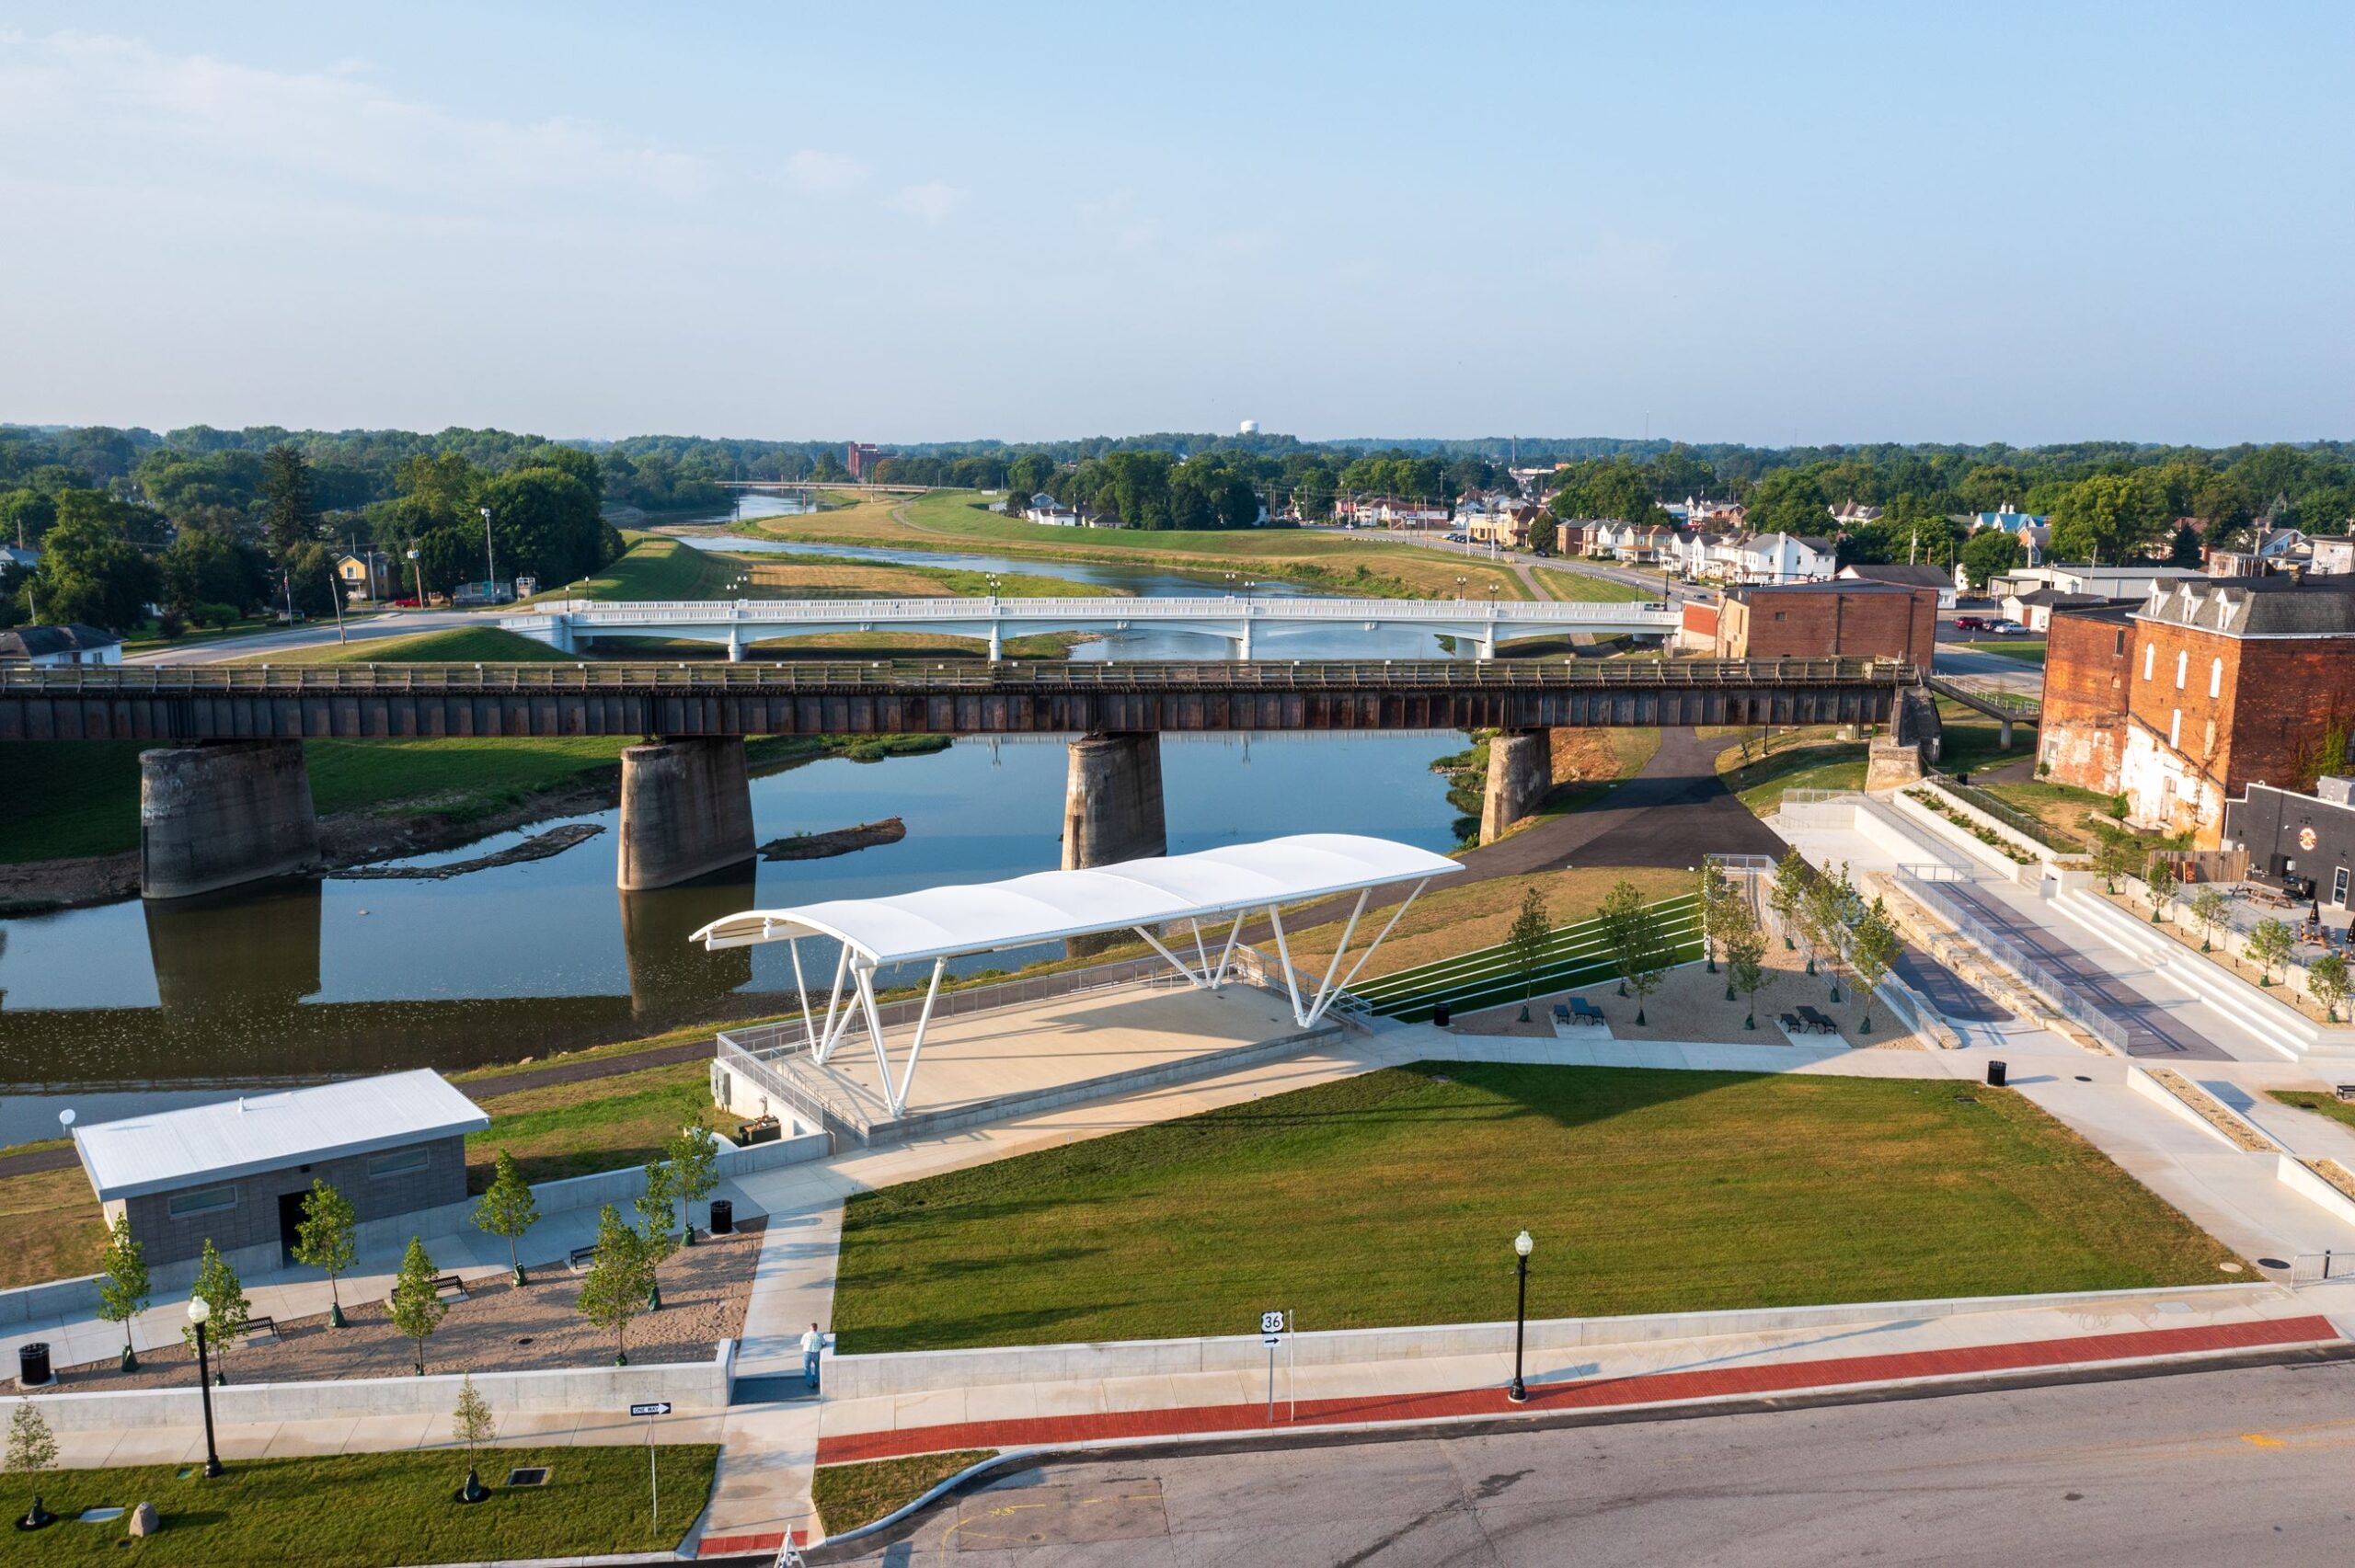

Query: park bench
<box><xmin>1779</xmin><ymin>1012</ymin><xmax>1804</xmax><ymax>1034</ymax></box>
<box><xmin>433</xmin><ymin>1273</ymin><xmax>468</xmax><ymax>1301</ymax></box>
<box><xmin>1567</xmin><ymin>997</ymin><xmax>1606</xmax><ymax>1026</ymax></box>
<box><xmin>1796</xmin><ymin>1005</ymin><xmax>1839</xmax><ymax>1035</ymax></box>
<box><xmin>1552</xmin><ymin>1003</ymin><xmax>1571</xmax><ymax>1025</ymax></box>
<box><xmin>2337</xmin><ymin>1085</ymin><xmax>2355</xmax><ymax>1104</ymax></box>
<box><xmin>569</xmin><ymin>1244</ymin><xmax>599</xmax><ymax>1273</ymax></box>
<box><xmin>238</xmin><ymin>1316</ymin><xmax>279</xmax><ymax>1343</ymax></box>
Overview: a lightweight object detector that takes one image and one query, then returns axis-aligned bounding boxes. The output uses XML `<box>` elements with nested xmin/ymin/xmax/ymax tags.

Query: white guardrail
<box><xmin>520</xmin><ymin>595</ymin><xmax>1678</xmax><ymax>627</ymax></box>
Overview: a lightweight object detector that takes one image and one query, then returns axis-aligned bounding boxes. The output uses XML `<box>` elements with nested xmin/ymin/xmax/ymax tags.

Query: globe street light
<box><xmin>188</xmin><ymin>1295</ymin><xmax>224</xmax><ymax>1477</ymax></box>
<box><xmin>1508</xmin><ymin>1230</ymin><xmax>1534</xmax><ymax>1404</ymax></box>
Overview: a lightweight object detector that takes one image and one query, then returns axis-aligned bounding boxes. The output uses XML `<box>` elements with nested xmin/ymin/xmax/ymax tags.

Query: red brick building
<box><xmin>845</xmin><ymin>441</ymin><xmax>885</xmax><ymax>479</ymax></box>
<box><xmin>1713</xmin><ymin>582</ymin><xmax>1938</xmax><ymax>663</ymax></box>
<box><xmin>2040</xmin><ymin>578</ymin><xmax>2355</xmax><ymax>845</ymax></box>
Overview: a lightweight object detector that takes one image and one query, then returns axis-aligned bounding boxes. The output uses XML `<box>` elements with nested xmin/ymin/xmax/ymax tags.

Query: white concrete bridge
<box><xmin>500</xmin><ymin>594</ymin><xmax>1679</xmax><ymax>661</ymax></box>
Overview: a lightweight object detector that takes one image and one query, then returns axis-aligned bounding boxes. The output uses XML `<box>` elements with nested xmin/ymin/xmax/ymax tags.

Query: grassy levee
<box><xmin>747</xmin><ymin>490</ymin><xmax>1538</xmax><ymax>602</ymax></box>
<box><xmin>534</xmin><ymin>533</ymin><xmax>736</xmax><ymax>601</ymax></box>
<box><xmin>230</xmin><ymin>625</ymin><xmax>579</xmax><ymax>664</ymax></box>
<box><xmin>1531</xmin><ymin>565</ymin><xmax>1650</xmax><ymax>602</ymax></box>
<box><xmin>831</xmin><ymin>1062</ymin><xmax>2239</xmax><ymax>1352</ymax></box>
<box><xmin>0</xmin><ymin>1445</ymin><xmax>718</xmax><ymax>1564</ymax></box>
<box><xmin>1353</xmin><ymin>893</ymin><xmax>1705</xmax><ymax>1021</ymax></box>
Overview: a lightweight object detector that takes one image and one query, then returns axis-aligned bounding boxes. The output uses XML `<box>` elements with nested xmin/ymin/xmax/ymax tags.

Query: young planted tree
<box><xmin>666</xmin><ymin>1120</ymin><xmax>722</xmax><ymax>1247</ymax></box>
<box><xmin>1697</xmin><ymin>864</ymin><xmax>1729</xmax><ymax>974</ymax></box>
<box><xmin>291</xmin><ymin>1178</ymin><xmax>357</xmax><ymax>1328</ymax></box>
<box><xmin>1600</xmin><ymin>879</ymin><xmax>1669</xmax><ymax>1025</ymax></box>
<box><xmin>636</xmin><ymin>1161</ymin><xmax>680</xmax><ymax>1310</ymax></box>
<box><xmin>1769</xmin><ymin>849</ymin><xmax>1810</xmax><ymax>950</ymax></box>
<box><xmin>2309</xmin><ymin>954</ymin><xmax>2351</xmax><ymax>1023</ymax></box>
<box><xmin>577</xmin><ymin>1204</ymin><xmax>652</xmax><ymax>1366</ymax></box>
<box><xmin>473</xmin><ymin>1149</ymin><xmax>540</xmax><ymax>1286</ymax></box>
<box><xmin>6</xmin><ymin>1400</ymin><xmax>55</xmax><ymax>1530</ymax></box>
<box><xmin>2094</xmin><ymin>832</ymin><xmax>2141</xmax><ymax>895</ymax></box>
<box><xmin>1726</xmin><ymin>915</ymin><xmax>1769</xmax><ymax>1032</ymax></box>
<box><xmin>181</xmin><ymin>1239</ymin><xmax>250</xmax><ymax>1384</ymax></box>
<box><xmin>2247</xmin><ymin>918</ymin><xmax>2293</xmax><ymax>987</ymax></box>
<box><xmin>2190</xmin><ymin>886</ymin><xmax>2230</xmax><ymax>953</ymax></box>
<box><xmin>95</xmin><ymin>1212</ymin><xmax>149</xmax><ymax>1373</ymax></box>
<box><xmin>1849</xmin><ymin>898</ymin><xmax>1903</xmax><ymax>1034</ymax></box>
<box><xmin>389</xmin><ymin>1237</ymin><xmax>448</xmax><ymax>1377</ymax></box>
<box><xmin>1798</xmin><ymin>860</ymin><xmax>1849</xmax><ymax>983</ymax></box>
<box><xmin>2144</xmin><ymin>854</ymin><xmax>2180</xmax><ymax>922</ymax></box>
<box><xmin>452</xmin><ymin>1374</ymin><xmax>497</xmax><ymax>1505</ymax></box>
<box><xmin>1505</xmin><ymin>885</ymin><xmax>1552</xmax><ymax>1021</ymax></box>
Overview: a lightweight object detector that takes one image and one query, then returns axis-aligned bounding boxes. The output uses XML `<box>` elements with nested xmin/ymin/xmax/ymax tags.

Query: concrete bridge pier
<box><xmin>987</xmin><ymin>620</ymin><xmax>1004</xmax><ymax>661</ymax></box>
<box><xmin>616</xmin><ymin>736</ymin><xmax>757</xmax><ymax>891</ymax></box>
<box><xmin>140</xmin><ymin>739</ymin><xmax>323</xmax><ymax>899</ymax></box>
<box><xmin>1062</xmin><ymin>732</ymin><xmax>1167</xmax><ymax>956</ymax></box>
<box><xmin>1999</xmin><ymin>715</ymin><xmax>2015</xmax><ymax>750</ymax></box>
<box><xmin>1479</xmin><ymin>728</ymin><xmax>1552</xmax><ymax>844</ymax></box>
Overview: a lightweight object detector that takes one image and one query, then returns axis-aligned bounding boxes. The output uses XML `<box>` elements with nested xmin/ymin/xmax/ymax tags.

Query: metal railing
<box><xmin>1921</xmin><ymin>771</ymin><xmax>2080</xmax><ymax>853</ymax></box>
<box><xmin>714</xmin><ymin>954</ymin><xmax>1192</xmax><ymax>1059</ymax></box>
<box><xmin>526</xmin><ymin>594</ymin><xmax>1680</xmax><ymax>626</ymax></box>
<box><xmin>6</xmin><ymin>656</ymin><xmax>1918</xmax><ymax>696</ymax></box>
<box><xmin>1895</xmin><ymin>867</ymin><xmax>2130</xmax><ymax>1050</ymax></box>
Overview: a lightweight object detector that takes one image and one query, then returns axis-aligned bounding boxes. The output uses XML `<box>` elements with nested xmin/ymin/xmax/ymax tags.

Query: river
<box><xmin>0</xmin><ymin>494</ymin><xmax>1480</xmax><ymax>1136</ymax></box>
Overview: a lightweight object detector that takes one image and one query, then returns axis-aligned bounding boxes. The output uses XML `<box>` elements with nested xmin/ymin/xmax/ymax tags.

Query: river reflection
<box><xmin>0</xmin><ymin>732</ymin><xmax>1465</xmax><ymax>1116</ymax></box>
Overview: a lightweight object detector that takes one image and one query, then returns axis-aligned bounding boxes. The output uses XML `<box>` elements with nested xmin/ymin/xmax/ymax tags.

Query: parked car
<box><xmin>1987</xmin><ymin>619</ymin><xmax>2028</xmax><ymax>635</ymax></box>
<box><xmin>1951</xmin><ymin>614</ymin><xmax>1989</xmax><ymax>632</ymax></box>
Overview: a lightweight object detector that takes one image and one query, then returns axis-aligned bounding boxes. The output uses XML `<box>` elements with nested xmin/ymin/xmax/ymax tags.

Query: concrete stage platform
<box><xmin>747</xmin><ymin>980</ymin><xmax>1342</xmax><ymax>1146</ymax></box>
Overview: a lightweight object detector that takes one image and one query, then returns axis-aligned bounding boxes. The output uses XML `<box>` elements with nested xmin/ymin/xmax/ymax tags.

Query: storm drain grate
<box><xmin>505</xmin><ymin>1467</ymin><xmax>551</xmax><ymax>1488</ymax></box>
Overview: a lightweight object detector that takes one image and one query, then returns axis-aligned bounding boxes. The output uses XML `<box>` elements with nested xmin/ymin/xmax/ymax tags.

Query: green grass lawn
<box><xmin>1532</xmin><ymin>565</ymin><xmax>1648</xmax><ymax>602</ymax></box>
<box><xmin>1959</xmin><ymin>638</ymin><xmax>2046</xmax><ymax>663</ymax></box>
<box><xmin>465</xmin><ymin>1058</ymin><xmax>744</xmax><ymax>1190</ymax></box>
<box><xmin>813</xmin><ymin>1451</ymin><xmax>996</xmax><ymax>1536</ymax></box>
<box><xmin>537</xmin><ymin>534</ymin><xmax>736</xmax><ymax>601</ymax></box>
<box><xmin>1717</xmin><ymin>738</ymin><xmax>1869</xmax><ymax>813</ymax></box>
<box><xmin>2267</xmin><ymin>1090</ymin><xmax>2355</xmax><ymax>1132</ymax></box>
<box><xmin>0</xmin><ymin>1446</ymin><xmax>716</xmax><ymax>1565</ymax></box>
<box><xmin>831</xmin><ymin>1063</ymin><xmax>2235</xmax><ymax>1353</ymax></box>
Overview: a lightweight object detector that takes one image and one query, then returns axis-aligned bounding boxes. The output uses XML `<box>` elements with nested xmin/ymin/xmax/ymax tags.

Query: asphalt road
<box><xmin>125</xmin><ymin>608</ymin><xmax>486</xmax><ymax>664</ymax></box>
<box><xmin>833</xmin><ymin>1358</ymin><xmax>2355</xmax><ymax>1566</ymax></box>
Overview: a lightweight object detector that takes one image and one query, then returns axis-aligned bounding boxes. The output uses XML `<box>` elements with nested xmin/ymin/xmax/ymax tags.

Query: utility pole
<box><xmin>480</xmin><ymin>505</ymin><xmax>498</xmax><ymax>602</ymax></box>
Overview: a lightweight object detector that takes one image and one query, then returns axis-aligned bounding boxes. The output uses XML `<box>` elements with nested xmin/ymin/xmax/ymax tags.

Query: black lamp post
<box><xmin>188</xmin><ymin>1295</ymin><xmax>223</xmax><ymax>1477</ymax></box>
<box><xmin>1508</xmin><ymin>1229</ymin><xmax>1533</xmax><ymax>1404</ymax></box>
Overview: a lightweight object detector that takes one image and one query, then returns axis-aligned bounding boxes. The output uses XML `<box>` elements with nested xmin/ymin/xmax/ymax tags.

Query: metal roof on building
<box><xmin>73</xmin><ymin>1070</ymin><xmax>489</xmax><ymax>1201</ymax></box>
<box><xmin>2133</xmin><ymin>577</ymin><xmax>2355</xmax><ymax>637</ymax></box>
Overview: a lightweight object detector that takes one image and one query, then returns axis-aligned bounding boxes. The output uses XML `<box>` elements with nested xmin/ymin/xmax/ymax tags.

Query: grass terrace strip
<box><xmin>1354</xmin><ymin>895</ymin><xmax>1705</xmax><ymax>1021</ymax></box>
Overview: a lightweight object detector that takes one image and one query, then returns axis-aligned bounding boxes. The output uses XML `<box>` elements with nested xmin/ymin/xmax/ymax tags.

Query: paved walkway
<box><xmin>1944</xmin><ymin>881</ymin><xmax>2230</xmax><ymax>1059</ymax></box>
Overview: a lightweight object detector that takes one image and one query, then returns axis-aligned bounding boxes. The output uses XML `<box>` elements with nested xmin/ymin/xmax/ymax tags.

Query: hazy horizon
<box><xmin>5</xmin><ymin>3</ymin><xmax>2350</xmax><ymax>447</ymax></box>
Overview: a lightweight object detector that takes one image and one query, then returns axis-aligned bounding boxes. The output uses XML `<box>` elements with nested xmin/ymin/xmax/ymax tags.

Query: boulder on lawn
<box><xmin>128</xmin><ymin>1502</ymin><xmax>159</xmax><ymax>1538</ymax></box>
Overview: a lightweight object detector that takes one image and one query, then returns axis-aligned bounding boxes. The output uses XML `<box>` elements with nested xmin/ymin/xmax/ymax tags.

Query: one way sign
<box><xmin>629</xmin><ymin>1402</ymin><xmax>672</xmax><ymax>1417</ymax></box>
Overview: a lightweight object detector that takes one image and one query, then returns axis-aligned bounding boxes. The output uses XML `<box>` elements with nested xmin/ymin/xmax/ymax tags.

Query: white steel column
<box><xmin>888</xmin><ymin>958</ymin><xmax>948</xmax><ymax>1117</ymax></box>
<box><xmin>852</xmin><ymin>962</ymin><xmax>895</xmax><ymax>1113</ymax></box>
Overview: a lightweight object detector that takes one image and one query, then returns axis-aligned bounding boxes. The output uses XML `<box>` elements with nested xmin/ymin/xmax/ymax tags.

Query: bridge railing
<box><xmin>2</xmin><ymin>656</ymin><xmax>1916</xmax><ymax>695</ymax></box>
<box><xmin>529</xmin><ymin>595</ymin><xmax>1678</xmax><ymax>624</ymax></box>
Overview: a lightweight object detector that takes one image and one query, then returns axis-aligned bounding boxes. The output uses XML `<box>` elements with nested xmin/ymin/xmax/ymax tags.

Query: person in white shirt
<box><xmin>801</xmin><ymin>1322</ymin><xmax>825</xmax><ymax>1391</ymax></box>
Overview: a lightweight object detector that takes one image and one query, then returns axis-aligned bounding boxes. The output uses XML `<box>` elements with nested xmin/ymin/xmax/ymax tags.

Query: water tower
<box><xmin>1238</xmin><ymin>418</ymin><xmax>1260</xmax><ymax>435</ymax></box>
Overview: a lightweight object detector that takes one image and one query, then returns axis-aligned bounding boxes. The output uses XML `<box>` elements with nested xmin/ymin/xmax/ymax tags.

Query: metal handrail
<box><xmin>528</xmin><ymin>594</ymin><xmax>1678</xmax><ymax>625</ymax></box>
<box><xmin>8</xmin><ymin>656</ymin><xmax>1917</xmax><ymax>696</ymax></box>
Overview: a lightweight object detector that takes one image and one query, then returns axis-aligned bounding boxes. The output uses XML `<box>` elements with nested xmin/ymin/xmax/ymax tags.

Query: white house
<box><xmin>0</xmin><ymin>624</ymin><xmax>123</xmax><ymax>666</ymax></box>
<box><xmin>1021</xmin><ymin>492</ymin><xmax>1082</xmax><ymax>526</ymax></box>
<box><xmin>1729</xmin><ymin>532</ymin><xmax>1834</xmax><ymax>585</ymax></box>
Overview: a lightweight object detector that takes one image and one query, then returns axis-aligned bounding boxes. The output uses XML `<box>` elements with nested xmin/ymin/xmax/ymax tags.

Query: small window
<box><xmin>1773</xmin><ymin>611</ymin><xmax>1787</xmax><ymax>622</ymax></box>
<box><xmin>2142</xmin><ymin>642</ymin><xmax>2155</xmax><ymax>681</ymax></box>
<box><xmin>2170</xmin><ymin>708</ymin><xmax>2182</xmax><ymax>749</ymax></box>
<box><xmin>167</xmin><ymin>1185</ymin><xmax>237</xmax><ymax>1219</ymax></box>
<box><xmin>2114</xmin><ymin>628</ymin><xmax>2127</xmax><ymax>656</ymax></box>
<box><xmin>2175</xmin><ymin>649</ymin><xmax>2188</xmax><ymax>689</ymax></box>
<box><xmin>368</xmin><ymin>1148</ymin><xmax>431</xmax><ymax>1180</ymax></box>
<box><xmin>2209</xmin><ymin>658</ymin><xmax>2223</xmax><ymax>698</ymax></box>
<box><xmin>2335</xmin><ymin>865</ymin><xmax>2350</xmax><ymax>908</ymax></box>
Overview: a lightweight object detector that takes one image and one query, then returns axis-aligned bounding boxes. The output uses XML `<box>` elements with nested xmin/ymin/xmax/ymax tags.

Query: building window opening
<box><xmin>368</xmin><ymin>1148</ymin><xmax>431</xmax><ymax>1180</ymax></box>
<box><xmin>2143</xmin><ymin>643</ymin><xmax>2155</xmax><ymax>680</ymax></box>
<box><xmin>2209</xmin><ymin>658</ymin><xmax>2223</xmax><ymax>698</ymax></box>
<box><xmin>167</xmin><ymin>1185</ymin><xmax>238</xmax><ymax>1219</ymax></box>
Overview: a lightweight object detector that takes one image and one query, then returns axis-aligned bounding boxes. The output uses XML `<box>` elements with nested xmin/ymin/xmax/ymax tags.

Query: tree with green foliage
<box><xmin>1848</xmin><ymin>898</ymin><xmax>1902</xmax><ymax>1033</ymax></box>
<box><xmin>473</xmin><ymin>1149</ymin><xmax>540</xmax><ymax>1286</ymax></box>
<box><xmin>2246</xmin><ymin>918</ymin><xmax>2293</xmax><ymax>986</ymax></box>
<box><xmin>1697</xmin><ymin>863</ymin><xmax>1730</xmax><ymax>974</ymax></box>
<box><xmin>1725</xmin><ymin>906</ymin><xmax>1769</xmax><ymax>1031</ymax></box>
<box><xmin>1506</xmin><ymin>886</ymin><xmax>1551</xmax><ymax>1019</ymax></box>
<box><xmin>389</xmin><ymin>1237</ymin><xmax>448</xmax><ymax>1376</ymax></box>
<box><xmin>6</xmin><ymin>1400</ymin><xmax>55</xmax><ymax>1530</ymax></box>
<box><xmin>2189</xmin><ymin>885</ymin><xmax>2229</xmax><ymax>952</ymax></box>
<box><xmin>181</xmin><ymin>1239</ymin><xmax>250</xmax><ymax>1383</ymax></box>
<box><xmin>1769</xmin><ymin>849</ymin><xmax>1810</xmax><ymax>951</ymax></box>
<box><xmin>577</xmin><ymin>1204</ymin><xmax>653</xmax><ymax>1366</ymax></box>
<box><xmin>2144</xmin><ymin>854</ymin><xmax>2179</xmax><ymax>922</ymax></box>
<box><xmin>1959</xmin><ymin>529</ymin><xmax>2022</xmax><ymax>589</ymax></box>
<box><xmin>452</xmin><ymin>1374</ymin><xmax>497</xmax><ymax>1504</ymax></box>
<box><xmin>2309</xmin><ymin>954</ymin><xmax>2351</xmax><ymax>1023</ymax></box>
<box><xmin>29</xmin><ymin>509</ymin><xmax>159</xmax><ymax>630</ymax></box>
<box><xmin>95</xmin><ymin>1212</ymin><xmax>149</xmax><ymax>1373</ymax></box>
<box><xmin>292</xmin><ymin>1178</ymin><xmax>358</xmax><ymax>1328</ymax></box>
<box><xmin>666</xmin><ymin>1120</ymin><xmax>722</xmax><ymax>1246</ymax></box>
<box><xmin>636</xmin><ymin>1161</ymin><xmax>680</xmax><ymax>1309</ymax></box>
<box><xmin>259</xmin><ymin>444</ymin><xmax>319</xmax><ymax>556</ymax></box>
<box><xmin>2094</xmin><ymin>833</ymin><xmax>2142</xmax><ymax>894</ymax></box>
<box><xmin>2051</xmin><ymin>473</ymin><xmax>2164</xmax><ymax>565</ymax></box>
<box><xmin>1598</xmin><ymin>879</ymin><xmax>1670</xmax><ymax>1025</ymax></box>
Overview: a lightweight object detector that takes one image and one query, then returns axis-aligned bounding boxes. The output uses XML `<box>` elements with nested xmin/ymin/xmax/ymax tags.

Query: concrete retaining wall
<box><xmin>26</xmin><ymin>1341</ymin><xmax>735</xmax><ymax>1431</ymax></box>
<box><xmin>2275</xmin><ymin>1154</ymin><xmax>2355</xmax><ymax>1228</ymax></box>
<box><xmin>821</xmin><ymin>1283</ymin><xmax>2283</xmax><ymax>1401</ymax></box>
<box><xmin>2124</xmin><ymin>1065</ymin><xmax>2253</xmax><ymax>1149</ymax></box>
<box><xmin>1884</xmin><ymin>788</ymin><xmax>2036</xmax><ymax>883</ymax></box>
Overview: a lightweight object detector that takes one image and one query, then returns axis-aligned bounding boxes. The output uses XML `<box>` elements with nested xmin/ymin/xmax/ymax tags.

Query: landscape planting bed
<box><xmin>831</xmin><ymin>1062</ymin><xmax>2235</xmax><ymax>1353</ymax></box>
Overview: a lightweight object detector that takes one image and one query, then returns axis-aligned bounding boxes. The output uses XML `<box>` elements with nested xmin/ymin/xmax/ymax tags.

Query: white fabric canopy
<box><xmin>689</xmin><ymin>833</ymin><xmax>1459</xmax><ymax>965</ymax></box>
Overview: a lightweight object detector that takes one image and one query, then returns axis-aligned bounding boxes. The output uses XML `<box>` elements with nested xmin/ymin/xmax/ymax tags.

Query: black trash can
<box><xmin>1432</xmin><ymin>1000</ymin><xmax>1452</xmax><ymax>1028</ymax></box>
<box><xmin>707</xmin><ymin>1198</ymin><xmax>734</xmax><ymax>1236</ymax></box>
<box><xmin>17</xmin><ymin>1342</ymin><xmax>51</xmax><ymax>1388</ymax></box>
<box><xmin>1986</xmin><ymin>1059</ymin><xmax>2007</xmax><ymax>1088</ymax></box>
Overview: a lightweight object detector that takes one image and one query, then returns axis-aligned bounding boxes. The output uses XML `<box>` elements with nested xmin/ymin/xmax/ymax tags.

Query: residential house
<box><xmin>334</xmin><ymin>548</ymin><xmax>394</xmax><ymax>601</ymax></box>
<box><xmin>1828</xmin><ymin>501</ymin><xmax>1884</xmax><ymax>528</ymax></box>
<box><xmin>1726</xmin><ymin>532</ymin><xmax>1833</xmax><ymax>585</ymax></box>
<box><xmin>1021</xmin><ymin>493</ymin><xmax>1082</xmax><ymax>526</ymax></box>
<box><xmin>1989</xmin><ymin>564</ymin><xmax>2203</xmax><ymax>603</ymax></box>
<box><xmin>2208</xmin><ymin>527</ymin><xmax>2310</xmax><ymax>578</ymax></box>
<box><xmin>1836</xmin><ymin>560</ymin><xmax>1958</xmax><ymax>610</ymax></box>
<box><xmin>1965</xmin><ymin>505</ymin><xmax>2051</xmax><ymax>565</ymax></box>
<box><xmin>2309</xmin><ymin>537</ymin><xmax>2355</xmax><ymax>577</ymax></box>
<box><xmin>2003</xmin><ymin>586</ymin><xmax>2114</xmax><ymax>632</ymax></box>
<box><xmin>0</xmin><ymin>624</ymin><xmax>123</xmax><ymax>666</ymax></box>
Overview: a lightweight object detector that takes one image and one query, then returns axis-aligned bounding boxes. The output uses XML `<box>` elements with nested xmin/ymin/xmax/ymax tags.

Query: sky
<box><xmin>1</xmin><ymin>2</ymin><xmax>2349</xmax><ymax>448</ymax></box>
